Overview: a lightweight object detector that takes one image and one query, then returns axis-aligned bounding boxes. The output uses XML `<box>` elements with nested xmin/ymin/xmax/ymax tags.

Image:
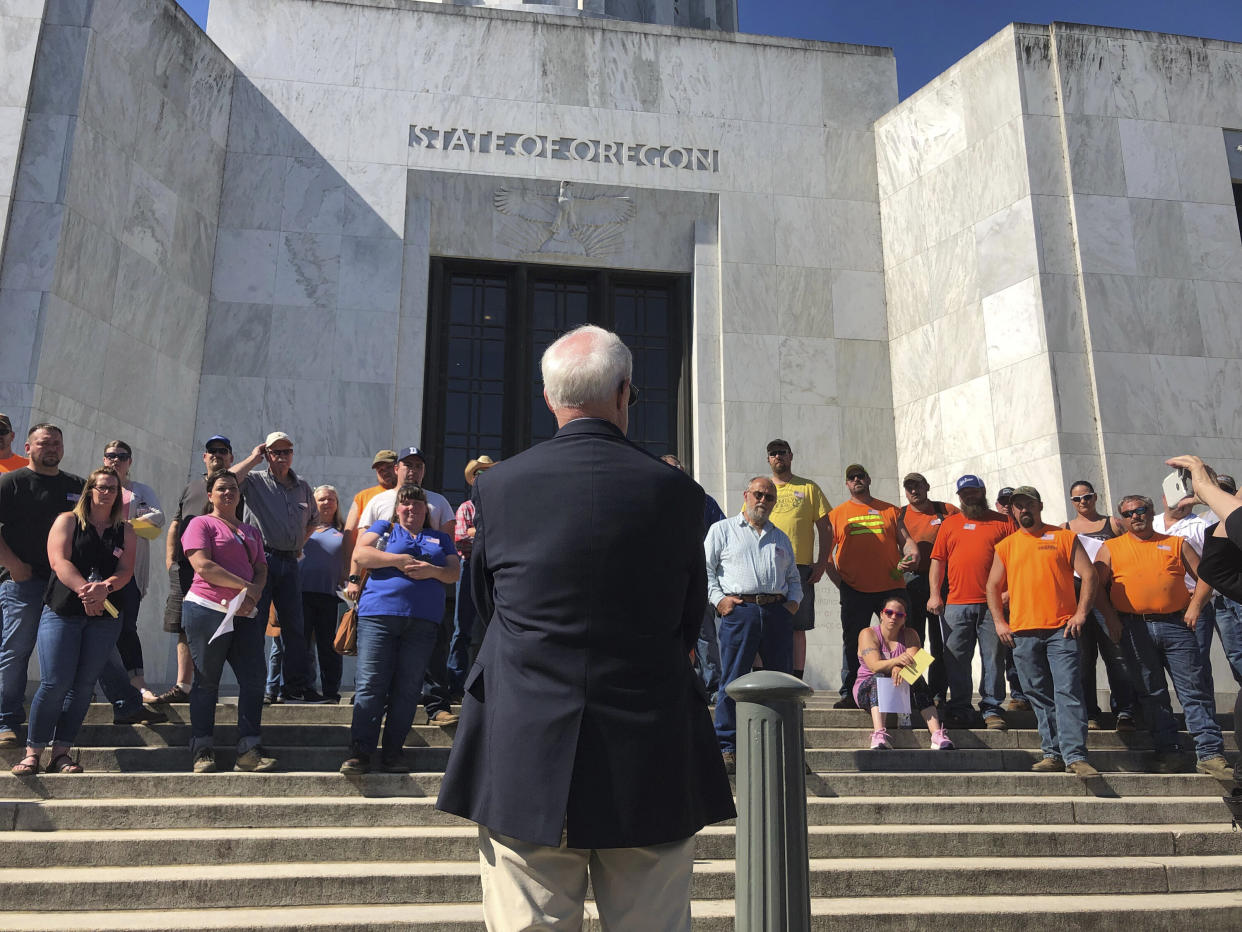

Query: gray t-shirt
<box><xmin>242</xmin><ymin>468</ymin><xmax>316</xmax><ymax>551</ymax></box>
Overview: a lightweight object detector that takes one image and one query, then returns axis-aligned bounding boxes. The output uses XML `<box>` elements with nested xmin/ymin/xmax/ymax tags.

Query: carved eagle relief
<box><xmin>494</xmin><ymin>181</ymin><xmax>637</xmax><ymax>258</ymax></box>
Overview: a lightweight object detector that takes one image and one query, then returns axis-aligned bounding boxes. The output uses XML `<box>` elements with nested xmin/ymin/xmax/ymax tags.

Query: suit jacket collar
<box><xmin>554</xmin><ymin>417</ymin><xmax>627</xmax><ymax>441</ymax></box>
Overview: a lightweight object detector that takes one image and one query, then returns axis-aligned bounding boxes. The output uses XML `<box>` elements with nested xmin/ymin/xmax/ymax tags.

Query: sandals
<box><xmin>11</xmin><ymin>752</ymin><xmax>40</xmax><ymax>776</ymax></box>
<box><xmin>47</xmin><ymin>751</ymin><xmax>83</xmax><ymax>774</ymax></box>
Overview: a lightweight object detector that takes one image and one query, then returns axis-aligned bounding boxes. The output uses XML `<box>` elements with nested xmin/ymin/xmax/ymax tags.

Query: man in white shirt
<box><xmin>704</xmin><ymin>476</ymin><xmax>802</xmax><ymax>772</ymax></box>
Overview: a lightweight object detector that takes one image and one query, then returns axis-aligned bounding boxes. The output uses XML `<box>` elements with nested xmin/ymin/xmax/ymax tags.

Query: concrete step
<box><xmin>7</xmin><ymin>744</ymin><xmax>1234</xmax><ymax>773</ymax></box>
<box><xmin>9</xmin><ymin>892</ymin><xmax>1242</xmax><ymax>932</ymax></box>
<box><xmin>1</xmin><ymin>770</ymin><xmax>1231</xmax><ymax>800</ymax></box>
<box><xmin>0</xmin><ymin>823</ymin><xmax>1237</xmax><ymax>867</ymax></box>
<box><xmin>4</xmin><ymin>855</ymin><xmax>1242</xmax><ymax>909</ymax></box>
<box><xmin>4</xmin><ymin>794</ymin><xmax>1234</xmax><ymax>831</ymax></box>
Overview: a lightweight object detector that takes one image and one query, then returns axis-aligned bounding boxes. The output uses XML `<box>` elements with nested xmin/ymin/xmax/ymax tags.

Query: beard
<box><xmin>961</xmin><ymin>500</ymin><xmax>990</xmax><ymax>520</ymax></box>
<box><xmin>31</xmin><ymin>449</ymin><xmax>62</xmax><ymax>469</ymax></box>
<box><xmin>1018</xmin><ymin>513</ymin><xmax>1036</xmax><ymax>528</ymax></box>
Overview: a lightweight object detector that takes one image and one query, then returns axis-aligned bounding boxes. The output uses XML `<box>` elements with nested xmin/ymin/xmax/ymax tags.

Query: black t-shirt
<box><xmin>171</xmin><ymin>476</ymin><xmax>243</xmax><ymax>564</ymax></box>
<box><xmin>1199</xmin><ymin>512</ymin><xmax>1242</xmax><ymax>604</ymax></box>
<box><xmin>0</xmin><ymin>467</ymin><xmax>87</xmax><ymax>580</ymax></box>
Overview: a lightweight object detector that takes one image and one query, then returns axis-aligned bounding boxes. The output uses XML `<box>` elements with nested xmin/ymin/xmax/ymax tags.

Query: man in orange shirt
<box><xmin>1094</xmin><ymin>494</ymin><xmax>1231</xmax><ymax>778</ymax></box>
<box><xmin>826</xmin><ymin>463</ymin><xmax>919</xmax><ymax>708</ymax></box>
<box><xmin>342</xmin><ymin>449</ymin><xmax>399</xmax><ymax>600</ymax></box>
<box><xmin>0</xmin><ymin>415</ymin><xmax>29</xmax><ymax>473</ymax></box>
<box><xmin>985</xmin><ymin>486</ymin><xmax>1099</xmax><ymax>777</ymax></box>
<box><xmin>928</xmin><ymin>475</ymin><xmax>1013</xmax><ymax>729</ymax></box>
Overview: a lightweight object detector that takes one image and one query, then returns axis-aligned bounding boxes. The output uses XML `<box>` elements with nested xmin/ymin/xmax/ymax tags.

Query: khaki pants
<box><xmin>478</xmin><ymin>825</ymin><xmax>695</xmax><ymax>932</ymax></box>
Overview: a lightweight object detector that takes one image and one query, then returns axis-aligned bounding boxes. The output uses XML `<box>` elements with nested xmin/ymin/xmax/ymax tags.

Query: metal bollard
<box><xmin>726</xmin><ymin>670</ymin><xmax>814</xmax><ymax>932</ymax></box>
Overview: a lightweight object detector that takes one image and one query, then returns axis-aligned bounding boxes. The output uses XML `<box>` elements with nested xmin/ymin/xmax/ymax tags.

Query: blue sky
<box><xmin>175</xmin><ymin>0</ymin><xmax>1242</xmax><ymax>98</ymax></box>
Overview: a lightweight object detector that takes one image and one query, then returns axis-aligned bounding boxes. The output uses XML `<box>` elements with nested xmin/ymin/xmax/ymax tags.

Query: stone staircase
<box><xmin>2</xmin><ymin>698</ymin><xmax>1240</xmax><ymax>930</ymax></box>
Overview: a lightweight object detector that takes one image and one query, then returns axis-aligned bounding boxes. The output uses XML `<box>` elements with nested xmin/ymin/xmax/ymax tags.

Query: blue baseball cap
<box><xmin>956</xmin><ymin>474</ymin><xmax>985</xmax><ymax>491</ymax></box>
<box><xmin>205</xmin><ymin>435</ymin><xmax>231</xmax><ymax>451</ymax></box>
<box><xmin>397</xmin><ymin>446</ymin><xmax>426</xmax><ymax>463</ymax></box>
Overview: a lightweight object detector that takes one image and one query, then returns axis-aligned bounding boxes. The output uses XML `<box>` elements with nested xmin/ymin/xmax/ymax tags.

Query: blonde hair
<box><xmin>313</xmin><ymin>485</ymin><xmax>344</xmax><ymax>531</ymax></box>
<box><xmin>73</xmin><ymin>467</ymin><xmax>126</xmax><ymax>530</ymax></box>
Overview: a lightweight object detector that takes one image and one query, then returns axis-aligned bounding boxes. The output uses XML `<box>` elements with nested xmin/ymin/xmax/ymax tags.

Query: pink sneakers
<box><xmin>931</xmin><ymin>728</ymin><xmax>955</xmax><ymax>750</ymax></box>
<box><xmin>869</xmin><ymin>728</ymin><xmax>891</xmax><ymax>750</ymax></box>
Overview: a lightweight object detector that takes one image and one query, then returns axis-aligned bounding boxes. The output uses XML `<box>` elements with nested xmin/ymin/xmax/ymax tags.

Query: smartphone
<box><xmin>1162</xmin><ymin>468</ymin><xmax>1192</xmax><ymax>506</ymax></box>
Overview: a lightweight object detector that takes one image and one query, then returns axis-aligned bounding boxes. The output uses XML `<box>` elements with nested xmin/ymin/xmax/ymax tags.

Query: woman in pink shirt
<box><xmin>180</xmin><ymin>470</ymin><xmax>272</xmax><ymax>774</ymax></box>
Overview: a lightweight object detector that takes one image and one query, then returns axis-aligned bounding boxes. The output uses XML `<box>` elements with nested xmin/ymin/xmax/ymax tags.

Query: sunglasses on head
<box><xmin>882</xmin><ymin>608</ymin><xmax>906</xmax><ymax>619</ymax></box>
<box><xmin>1070</xmin><ymin>493</ymin><xmax>1096</xmax><ymax>503</ymax></box>
<box><xmin>1120</xmin><ymin>506</ymin><xmax>1150</xmax><ymax>519</ymax></box>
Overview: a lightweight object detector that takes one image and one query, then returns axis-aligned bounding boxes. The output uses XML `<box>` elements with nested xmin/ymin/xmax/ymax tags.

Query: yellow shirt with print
<box><xmin>768</xmin><ymin>475</ymin><xmax>830</xmax><ymax>565</ymax></box>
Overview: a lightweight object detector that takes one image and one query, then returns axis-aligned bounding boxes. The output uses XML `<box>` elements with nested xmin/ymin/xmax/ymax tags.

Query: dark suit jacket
<box><xmin>436</xmin><ymin>418</ymin><xmax>735</xmax><ymax>848</ymax></box>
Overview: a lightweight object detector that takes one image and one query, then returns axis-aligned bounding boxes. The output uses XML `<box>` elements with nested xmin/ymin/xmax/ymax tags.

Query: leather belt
<box><xmin>264</xmin><ymin>547</ymin><xmax>300</xmax><ymax>560</ymax></box>
<box><xmin>1123</xmin><ymin>611</ymin><xmax>1182</xmax><ymax>623</ymax></box>
<box><xmin>729</xmin><ymin>593</ymin><xmax>785</xmax><ymax>605</ymax></box>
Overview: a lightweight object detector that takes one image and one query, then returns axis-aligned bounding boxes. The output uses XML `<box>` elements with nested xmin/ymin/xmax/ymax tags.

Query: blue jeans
<box><xmin>447</xmin><ymin>556</ymin><xmax>475</xmax><ymax>694</ymax></box>
<box><xmin>838</xmin><ymin>583</ymin><xmax>905</xmax><ymax>698</ymax></box>
<box><xmin>1079</xmin><ymin>609</ymin><xmax>1136</xmax><ymax>718</ymax></box>
<box><xmin>97</xmin><ymin>649</ymin><xmax>144</xmax><ymax>718</ymax></box>
<box><xmin>714</xmin><ymin>602</ymin><xmax>793</xmax><ymax>753</ymax></box>
<box><xmin>1011</xmin><ymin>628</ymin><xmax>1088</xmax><ymax>764</ymax></box>
<box><xmin>942</xmin><ymin>602</ymin><xmax>1005</xmax><ymax>718</ymax></box>
<box><xmin>1201</xmin><ymin>596</ymin><xmax>1242</xmax><ymax>694</ymax></box>
<box><xmin>182</xmin><ymin>601</ymin><xmax>266</xmax><ymax>757</ymax></box>
<box><xmin>28</xmin><ymin>607</ymin><xmax>121</xmax><ymax>749</ymax></box>
<box><xmin>256</xmin><ymin>552</ymin><xmax>310</xmax><ymax>695</ymax></box>
<box><xmin>0</xmin><ymin>576</ymin><xmax>48</xmax><ymax>732</ymax></box>
<box><xmin>1004</xmin><ymin>648</ymin><xmax>1027</xmax><ymax>701</ymax></box>
<box><xmin>695</xmin><ymin>606</ymin><xmax>721</xmax><ymax>697</ymax></box>
<box><xmin>351</xmin><ymin>614</ymin><xmax>439</xmax><ymax>754</ymax></box>
<box><xmin>1120</xmin><ymin>612</ymin><xmax>1225</xmax><ymax>761</ymax></box>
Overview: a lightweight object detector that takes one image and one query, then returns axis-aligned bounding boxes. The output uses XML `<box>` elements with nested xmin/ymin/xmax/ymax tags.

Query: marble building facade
<box><xmin>1</xmin><ymin>0</ymin><xmax>1240</xmax><ymax>689</ymax></box>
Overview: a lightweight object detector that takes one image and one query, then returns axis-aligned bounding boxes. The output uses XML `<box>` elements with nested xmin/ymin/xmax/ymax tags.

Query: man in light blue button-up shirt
<box><xmin>704</xmin><ymin>477</ymin><xmax>803</xmax><ymax>770</ymax></box>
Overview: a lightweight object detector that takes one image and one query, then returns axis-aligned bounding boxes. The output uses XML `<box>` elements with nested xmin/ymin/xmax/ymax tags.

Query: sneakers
<box><xmin>263</xmin><ymin>693</ymin><xmax>280</xmax><ymax>706</ymax></box>
<box><xmin>155</xmin><ymin>685</ymin><xmax>190</xmax><ymax>704</ymax></box>
<box><xmin>340</xmin><ymin>752</ymin><xmax>371</xmax><ymax>775</ymax></box>
<box><xmin>1031</xmin><ymin>756</ymin><xmax>1065</xmax><ymax>772</ymax></box>
<box><xmin>1068</xmin><ymin>760</ymin><xmax>1100</xmax><ymax>779</ymax></box>
<box><xmin>833</xmin><ymin>696</ymin><xmax>859</xmax><ymax>710</ymax></box>
<box><xmin>930</xmin><ymin>728</ymin><xmax>955</xmax><ymax>750</ymax></box>
<box><xmin>1115</xmin><ymin>713</ymin><xmax>1136</xmax><ymax>733</ymax></box>
<box><xmin>113</xmin><ymin>704</ymin><xmax>169</xmax><ymax>725</ymax></box>
<box><xmin>283</xmin><ymin>689</ymin><xmax>326</xmax><ymax>704</ymax></box>
<box><xmin>984</xmin><ymin>715</ymin><xmax>1008</xmax><ymax>731</ymax></box>
<box><xmin>234</xmin><ymin>747</ymin><xmax>278</xmax><ymax>772</ymax></box>
<box><xmin>429</xmin><ymin>710</ymin><xmax>460</xmax><ymax>726</ymax></box>
<box><xmin>0</xmin><ymin>728</ymin><xmax>18</xmax><ymax>748</ymax></box>
<box><xmin>1196</xmin><ymin>756</ymin><xmax>1233</xmax><ymax>780</ymax></box>
<box><xmin>1005</xmin><ymin>698</ymin><xmax>1031</xmax><ymax>712</ymax></box>
<box><xmin>869</xmin><ymin>728</ymin><xmax>891</xmax><ymax>750</ymax></box>
<box><xmin>1148</xmin><ymin>751</ymin><xmax>1184</xmax><ymax>774</ymax></box>
<box><xmin>192</xmin><ymin>748</ymin><xmax>217</xmax><ymax>773</ymax></box>
<box><xmin>721</xmin><ymin>751</ymin><xmax>736</xmax><ymax>774</ymax></box>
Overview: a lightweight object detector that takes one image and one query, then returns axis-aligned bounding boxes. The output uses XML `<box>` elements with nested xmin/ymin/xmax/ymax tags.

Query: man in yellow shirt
<box><xmin>765</xmin><ymin>439</ymin><xmax>831</xmax><ymax>680</ymax></box>
<box><xmin>1094</xmin><ymin>494</ymin><xmax>1231</xmax><ymax>778</ymax></box>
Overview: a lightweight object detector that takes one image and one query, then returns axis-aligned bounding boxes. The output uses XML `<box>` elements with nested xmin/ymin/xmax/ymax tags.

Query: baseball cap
<box><xmin>845</xmin><ymin>463</ymin><xmax>868</xmax><ymax>480</ymax></box>
<box><xmin>371</xmin><ymin>449</ymin><xmax>398</xmax><ymax>468</ymax></box>
<box><xmin>0</xmin><ymin>413</ymin><xmax>12</xmax><ymax>434</ymax></box>
<box><xmin>205</xmin><ymin>434</ymin><xmax>231</xmax><ymax>451</ymax></box>
<box><xmin>1218</xmin><ymin>475</ymin><xmax>1237</xmax><ymax>495</ymax></box>
<box><xmin>1009</xmin><ymin>485</ymin><xmax>1042</xmax><ymax>503</ymax></box>
<box><xmin>264</xmin><ymin>431</ymin><xmax>292</xmax><ymax>448</ymax></box>
<box><xmin>767</xmin><ymin>439</ymin><xmax>792</xmax><ymax>455</ymax></box>
<box><xmin>398</xmin><ymin>445</ymin><xmax>426</xmax><ymax>463</ymax></box>
<box><xmin>956</xmin><ymin>474</ymin><xmax>985</xmax><ymax>491</ymax></box>
<box><xmin>902</xmin><ymin>472</ymin><xmax>928</xmax><ymax>487</ymax></box>
<box><xmin>997</xmin><ymin>486</ymin><xmax>1015</xmax><ymax>501</ymax></box>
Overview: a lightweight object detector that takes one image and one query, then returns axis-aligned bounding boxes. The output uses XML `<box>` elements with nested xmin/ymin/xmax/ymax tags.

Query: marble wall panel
<box><xmin>282</xmin><ymin>156</ymin><xmax>346</xmax><ymax>235</ymax></box>
<box><xmin>822</xmin><ymin>199</ymin><xmax>884</xmax><ymax>274</ymax></box>
<box><xmin>112</xmin><ymin>247</ymin><xmax>167</xmax><ymax>347</ymax></box>
<box><xmin>62</xmin><ymin>120</ymin><xmax>130</xmax><ymax>239</ymax></box>
<box><xmin>974</xmin><ymin>197</ymin><xmax>1039</xmax><ymax>297</ymax></box>
<box><xmin>332</xmin><ymin>309</ymin><xmax>399</xmax><ymax>385</ymax></box>
<box><xmin>1020</xmin><ymin>114</ymin><xmax>1066</xmax><ymax>198</ymax></box>
<box><xmin>781</xmin><ymin>403</ymin><xmax>841</xmax><ymax>485</ymax></box>
<box><xmin>339</xmin><ymin>236</ymin><xmax>404</xmax><ymax>315</ymax></box>
<box><xmin>1129</xmin><ymin>198</ymin><xmax>1191</xmax><ymax>280</ymax></box>
<box><xmin>595</xmin><ymin>27</ymin><xmax>663</xmax><ymax>114</ymax></box>
<box><xmin>981</xmin><ymin>275</ymin><xmax>1046</xmax><ymax>372</ymax></box>
<box><xmin>988</xmin><ymin>353</ymin><xmax>1057</xmax><ymax>449</ymax></box>
<box><xmin>836</xmin><ymin>339</ymin><xmax>892</xmax><ymax>408</ymax></box>
<box><xmin>394</xmin><ymin>248</ymin><xmax>429</xmax><ymax>393</ymax></box>
<box><xmin>211</xmin><ymin>229</ymin><xmax>278</xmax><ymax>304</ymax></box>
<box><xmin>80</xmin><ymin>33</ymin><xmax>144</xmax><ymax>157</ymax></box>
<box><xmin>267</xmin><ymin>304</ymin><xmax>335</xmax><ymax>377</ymax></box>
<box><xmin>120</xmin><ymin>162</ymin><xmax>177</xmax><ymax>268</ymax></box>
<box><xmin>27</xmin><ymin>24</ymin><xmax>87</xmax><ymax>117</ymax></box>
<box><xmin>207</xmin><ymin>0</ymin><xmax>357</xmax><ymax>87</ymax></box>
<box><xmin>1181</xmin><ymin>203</ymin><xmax>1242</xmax><ymax>281</ymax></box>
<box><xmin>199</xmin><ymin>301</ymin><xmax>272</xmax><ymax>377</ymax></box>
<box><xmin>877</xmin><ymin>180</ymin><xmax>926</xmax><ymax>269</ymax></box>
<box><xmin>1030</xmin><ymin>195</ymin><xmax>1076</xmax><ymax>276</ymax></box>
<box><xmin>171</xmin><ymin>200</ymin><xmax>217</xmax><ymax>298</ymax></box>
<box><xmin>0</xmin><ymin>8</ymin><xmax>41</xmax><ymax>108</ymax></box>
<box><xmin>1049</xmin><ymin>351</ymin><xmax>1097</xmax><ymax>437</ymax></box>
<box><xmin>32</xmin><ymin>294</ymin><xmax>110</xmax><ymax>405</ymax></box>
<box><xmin>962</xmin><ymin>32</ymin><xmax>1023</xmax><ymax>145</ymax></box>
<box><xmin>1171</xmin><ymin>124</ymin><xmax>1235</xmax><ymax>207</ymax></box>
<box><xmin>893</xmin><ymin>395</ymin><xmax>942</xmax><ymax>481</ymax></box>
<box><xmin>52</xmin><ymin>209</ymin><xmax>119</xmax><ymax>320</ymax></box>
<box><xmin>820</xmin><ymin>48</ymin><xmax>898</xmax><ymax>132</ymax></box>
<box><xmin>722</xmin><ymin>400</ymin><xmax>783</xmax><ymax>482</ymax></box>
<box><xmin>823</xmin><ymin>130</ymin><xmax>879</xmax><ymax>204</ymax></box>
<box><xmin>1072</xmin><ymin>195</ymin><xmax>1137</xmax><ymax>276</ymax></box>
<box><xmin>938</xmin><ymin>375</ymin><xmax>996</xmax><ymax>463</ymax></box>
<box><xmin>720</xmin><ymin>332</ymin><xmax>781</xmax><ymax>404</ymax></box>
<box><xmin>881</xmin><ymin>252</ymin><xmax>927</xmax><ymax>341</ymax></box>
<box><xmin>719</xmin><ymin>192</ymin><xmax>774</xmax><ymax>266</ymax></box>
<box><xmin>778</xmin><ymin>335</ymin><xmax>837</xmax><ymax>407</ymax></box>
<box><xmin>0</xmin><ymin>289</ymin><xmax>41</xmax><ymax>384</ymax></box>
<box><xmin>887</xmin><ymin>322</ymin><xmax>934</xmax><ymax>408</ymax></box>
<box><xmin>274</xmin><ymin>232</ymin><xmax>341</xmax><ymax>309</ymax></box>
<box><xmin>1054</xmin><ymin>33</ymin><xmax>1170</xmax><ymax>122</ymax></box>
<box><xmin>1014</xmin><ymin>29</ymin><xmax>1059</xmax><ymax>117</ymax></box>
<box><xmin>968</xmin><ymin>117</ymin><xmax>1030</xmax><ymax>221</ymax></box>
<box><xmin>839</xmin><ymin>406</ymin><xmax>898</xmax><ymax>491</ymax></box>
<box><xmin>932</xmin><ymin>303</ymin><xmax>990</xmax><ymax>393</ymax></box>
<box><xmin>1148</xmin><ymin>353</ymin><xmax>1226</xmax><ymax>440</ymax></box>
<box><xmin>830</xmin><ymin>269</ymin><xmax>886</xmax><ymax>342</ymax></box>
<box><xmin>924</xmin><ymin>228</ymin><xmax>980</xmax><ymax>319</ymax></box>
<box><xmin>1117</xmin><ymin>119</ymin><xmax>1181</xmax><ymax>201</ymax></box>
<box><xmin>757</xmin><ymin>45</ymin><xmax>824</xmax><ymax>128</ymax></box>
<box><xmin>1082</xmin><ymin>273</ymin><xmax>1205</xmax><ymax>356</ymax></box>
<box><xmin>0</xmin><ymin>200</ymin><xmax>63</xmax><ymax>292</ymax></box>
<box><xmin>343</xmin><ymin>161</ymin><xmax>405</xmax><ymax>240</ymax></box>
<box><xmin>773</xmin><ymin>266</ymin><xmax>832</xmax><ymax>340</ymax></box>
<box><xmin>1091</xmin><ymin>351</ymin><xmax>1157</xmax><ymax>436</ymax></box>
<box><xmin>12</xmin><ymin>111</ymin><xmax>71</xmax><ymax>203</ymax></box>
<box><xmin>1196</xmin><ymin>281</ymin><xmax>1242</xmax><ymax>359</ymax></box>
<box><xmin>1150</xmin><ymin>44</ymin><xmax>1242</xmax><ymax>128</ymax></box>
<box><xmin>1065</xmin><ymin>114</ymin><xmax>1126</xmax><ymax>197</ymax></box>
<box><xmin>1039</xmin><ymin>273</ymin><xmax>1085</xmax><ymax>354</ymax></box>
<box><xmin>332</xmin><ymin>381</ymin><xmax>394</xmax><ymax>460</ymax></box>
<box><xmin>720</xmin><ymin>262</ymin><xmax>777</xmax><ymax>335</ymax></box>
<box><xmin>875</xmin><ymin>73</ymin><xmax>966</xmax><ymax>194</ymax></box>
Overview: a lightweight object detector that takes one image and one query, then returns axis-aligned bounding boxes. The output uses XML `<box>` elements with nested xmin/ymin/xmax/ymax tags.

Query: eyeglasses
<box><xmin>93</xmin><ymin>484</ymin><xmax>119</xmax><ymax>494</ymax></box>
<box><xmin>768</xmin><ymin>449</ymin><xmax>791</xmax><ymax>457</ymax></box>
<box><xmin>103</xmin><ymin>451</ymin><xmax>131</xmax><ymax>461</ymax></box>
<box><xmin>747</xmin><ymin>490</ymin><xmax>775</xmax><ymax>502</ymax></box>
<box><xmin>268</xmin><ymin>448</ymin><xmax>293</xmax><ymax>458</ymax></box>
<box><xmin>206</xmin><ymin>446</ymin><xmax>230</xmax><ymax>456</ymax></box>
<box><xmin>882</xmin><ymin>608</ymin><xmax>907</xmax><ymax>619</ymax></box>
<box><xmin>0</xmin><ymin>428</ymin><xmax>10</xmax><ymax>437</ymax></box>
<box><xmin>624</xmin><ymin>381</ymin><xmax>640</xmax><ymax>407</ymax></box>
<box><xmin>1070</xmin><ymin>494</ymin><xmax>1096</xmax><ymax>503</ymax></box>
<box><xmin>1120</xmin><ymin>506</ymin><xmax>1150</xmax><ymax>519</ymax></box>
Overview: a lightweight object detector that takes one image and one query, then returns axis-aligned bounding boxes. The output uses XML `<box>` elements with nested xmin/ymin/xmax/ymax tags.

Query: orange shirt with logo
<box><xmin>1101</xmin><ymin>532</ymin><xmax>1190</xmax><ymax>615</ymax></box>
<box><xmin>0</xmin><ymin>453</ymin><xmax>28</xmax><ymax>473</ymax></box>
<box><xmin>993</xmin><ymin>525</ymin><xmax>1080</xmax><ymax>631</ymax></box>
<box><xmin>900</xmin><ymin>501</ymin><xmax>960</xmax><ymax>575</ymax></box>
<box><xmin>929</xmin><ymin>512</ymin><xmax>1013</xmax><ymax>604</ymax></box>
<box><xmin>828</xmin><ymin>499</ymin><xmax>904</xmax><ymax>593</ymax></box>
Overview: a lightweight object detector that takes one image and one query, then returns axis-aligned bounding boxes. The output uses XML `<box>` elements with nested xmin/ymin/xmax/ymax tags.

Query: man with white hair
<box><xmin>438</xmin><ymin>325</ymin><xmax>734</xmax><ymax>932</ymax></box>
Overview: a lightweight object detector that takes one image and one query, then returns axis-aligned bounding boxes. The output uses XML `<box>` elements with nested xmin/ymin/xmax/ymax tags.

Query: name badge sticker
<box><xmin>1041</xmin><ymin>533</ymin><xmax>1055</xmax><ymax>541</ymax></box>
<box><xmin>67</xmin><ymin>493</ymin><xmax>80</xmax><ymax>502</ymax></box>
<box><xmin>963</xmin><ymin>523</ymin><xmax>977</xmax><ymax>530</ymax></box>
<box><xmin>112</xmin><ymin>547</ymin><xmax>123</xmax><ymax>558</ymax></box>
<box><xmin>1157</xmin><ymin>544</ymin><xmax>1171</xmax><ymax>551</ymax></box>
<box><xmin>931</xmin><ymin>518</ymin><xmax>942</xmax><ymax>525</ymax></box>
<box><xmin>868</xmin><ymin>509</ymin><xmax>879</xmax><ymax>516</ymax></box>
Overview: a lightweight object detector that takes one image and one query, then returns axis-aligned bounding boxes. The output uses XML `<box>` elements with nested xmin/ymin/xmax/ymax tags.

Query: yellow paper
<box><xmin>898</xmin><ymin>648</ymin><xmax>934</xmax><ymax>685</ymax></box>
<box><xmin>130</xmin><ymin>516</ymin><xmax>161</xmax><ymax>540</ymax></box>
<box><xmin>101</xmin><ymin>598</ymin><xmax>119</xmax><ymax>618</ymax></box>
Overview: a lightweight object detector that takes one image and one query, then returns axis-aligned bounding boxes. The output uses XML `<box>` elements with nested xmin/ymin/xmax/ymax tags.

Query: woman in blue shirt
<box><xmin>341</xmin><ymin>484</ymin><xmax>459</xmax><ymax>774</ymax></box>
<box><xmin>300</xmin><ymin>485</ymin><xmax>347</xmax><ymax>702</ymax></box>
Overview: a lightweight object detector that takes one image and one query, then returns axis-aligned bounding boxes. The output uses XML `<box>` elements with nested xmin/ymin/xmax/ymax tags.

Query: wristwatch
<box><xmin>347</xmin><ymin>574</ymin><xmax>361</xmax><ymax>584</ymax></box>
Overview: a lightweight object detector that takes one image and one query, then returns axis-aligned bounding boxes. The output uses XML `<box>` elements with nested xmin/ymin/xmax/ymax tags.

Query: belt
<box><xmin>729</xmin><ymin>593</ymin><xmax>785</xmax><ymax>605</ymax></box>
<box><xmin>264</xmin><ymin>547</ymin><xmax>300</xmax><ymax>560</ymax></box>
<box><xmin>1123</xmin><ymin>611</ymin><xmax>1183</xmax><ymax>623</ymax></box>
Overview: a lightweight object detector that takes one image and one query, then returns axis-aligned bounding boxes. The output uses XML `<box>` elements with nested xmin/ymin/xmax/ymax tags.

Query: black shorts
<box><xmin>162</xmin><ymin>562</ymin><xmax>194</xmax><ymax>633</ymax></box>
<box><xmin>791</xmin><ymin>565</ymin><xmax>816</xmax><ymax>631</ymax></box>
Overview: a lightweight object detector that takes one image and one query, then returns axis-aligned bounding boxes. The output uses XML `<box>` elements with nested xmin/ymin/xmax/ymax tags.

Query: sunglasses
<box><xmin>748</xmin><ymin>490</ymin><xmax>775</xmax><ymax>502</ymax></box>
<box><xmin>103</xmin><ymin>451</ymin><xmax>131</xmax><ymax>461</ymax></box>
<box><xmin>93</xmin><ymin>484</ymin><xmax>120</xmax><ymax>494</ymax></box>
<box><xmin>768</xmin><ymin>449</ymin><xmax>791</xmax><ymax>457</ymax></box>
<box><xmin>847</xmin><ymin>473</ymin><xmax>867</xmax><ymax>482</ymax></box>
<box><xmin>1070</xmin><ymin>494</ymin><xmax>1096</xmax><ymax>503</ymax></box>
<box><xmin>268</xmin><ymin>448</ymin><xmax>293</xmax><ymax>458</ymax></box>
<box><xmin>882</xmin><ymin>608</ymin><xmax>907</xmax><ymax>619</ymax></box>
<box><xmin>206</xmin><ymin>446</ymin><xmax>231</xmax><ymax>456</ymax></box>
<box><xmin>1120</xmin><ymin>506</ymin><xmax>1150</xmax><ymax>519</ymax></box>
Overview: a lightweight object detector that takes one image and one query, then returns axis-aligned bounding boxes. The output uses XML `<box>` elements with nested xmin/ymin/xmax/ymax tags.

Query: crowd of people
<box><xmin>1</xmin><ymin>400</ymin><xmax>1240</xmax><ymax>784</ymax></box>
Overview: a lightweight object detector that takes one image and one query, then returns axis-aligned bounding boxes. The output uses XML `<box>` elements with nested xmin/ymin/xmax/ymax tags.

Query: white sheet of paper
<box><xmin>876</xmin><ymin>677</ymin><xmax>911</xmax><ymax>714</ymax></box>
<box><xmin>208</xmin><ymin>590</ymin><xmax>248</xmax><ymax>644</ymax></box>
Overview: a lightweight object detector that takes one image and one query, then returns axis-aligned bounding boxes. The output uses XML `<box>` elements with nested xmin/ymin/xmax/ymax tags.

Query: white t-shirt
<box><xmin>1152</xmin><ymin>512</ymin><xmax>1206</xmax><ymax>592</ymax></box>
<box><xmin>359</xmin><ymin>487</ymin><xmax>454</xmax><ymax>532</ymax></box>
